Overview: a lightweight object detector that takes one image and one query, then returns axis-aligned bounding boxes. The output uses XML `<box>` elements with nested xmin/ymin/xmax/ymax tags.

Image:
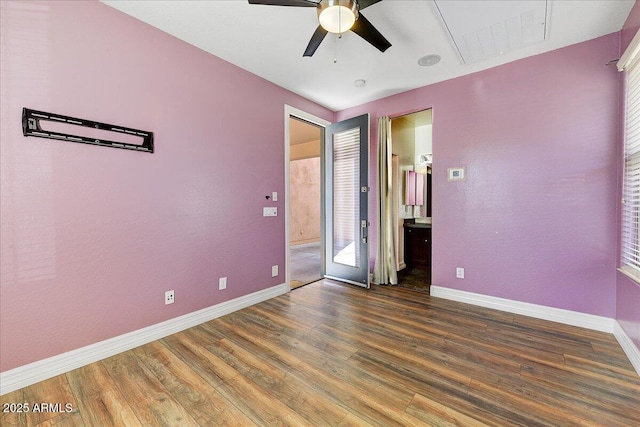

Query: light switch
<box><xmin>263</xmin><ymin>207</ymin><xmax>277</xmax><ymax>217</ymax></box>
<box><xmin>272</xmin><ymin>191</ymin><xmax>278</xmax><ymax>202</ymax></box>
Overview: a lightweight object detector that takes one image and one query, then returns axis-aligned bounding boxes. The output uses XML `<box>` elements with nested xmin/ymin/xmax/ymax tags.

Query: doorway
<box><xmin>289</xmin><ymin>116</ymin><xmax>323</xmax><ymax>289</ymax></box>
<box><xmin>390</xmin><ymin>109</ymin><xmax>433</xmax><ymax>292</ymax></box>
<box><xmin>285</xmin><ymin>106</ymin><xmax>371</xmax><ymax>290</ymax></box>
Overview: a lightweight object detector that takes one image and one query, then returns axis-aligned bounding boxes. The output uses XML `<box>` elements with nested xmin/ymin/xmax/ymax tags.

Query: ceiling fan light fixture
<box><xmin>318</xmin><ymin>0</ymin><xmax>358</xmax><ymax>34</ymax></box>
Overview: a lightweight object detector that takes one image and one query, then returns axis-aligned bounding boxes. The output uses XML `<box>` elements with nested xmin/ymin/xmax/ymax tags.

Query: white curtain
<box><xmin>373</xmin><ymin>116</ymin><xmax>398</xmax><ymax>285</ymax></box>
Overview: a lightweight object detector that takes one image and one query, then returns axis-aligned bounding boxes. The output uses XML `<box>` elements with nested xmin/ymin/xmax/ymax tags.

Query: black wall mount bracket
<box><xmin>22</xmin><ymin>108</ymin><xmax>154</xmax><ymax>153</ymax></box>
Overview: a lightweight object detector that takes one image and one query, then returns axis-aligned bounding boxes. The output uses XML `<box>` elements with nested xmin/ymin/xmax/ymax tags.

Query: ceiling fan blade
<box><xmin>303</xmin><ymin>25</ymin><xmax>328</xmax><ymax>57</ymax></box>
<box><xmin>357</xmin><ymin>0</ymin><xmax>383</xmax><ymax>10</ymax></box>
<box><xmin>351</xmin><ymin>12</ymin><xmax>391</xmax><ymax>52</ymax></box>
<box><xmin>248</xmin><ymin>0</ymin><xmax>318</xmax><ymax>6</ymax></box>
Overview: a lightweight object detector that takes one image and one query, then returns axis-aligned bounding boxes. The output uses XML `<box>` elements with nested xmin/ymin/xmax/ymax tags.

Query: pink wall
<box><xmin>2</xmin><ymin>0</ymin><xmax>634</xmax><ymax>375</ymax></box>
<box><xmin>338</xmin><ymin>34</ymin><xmax>621</xmax><ymax>317</ymax></box>
<box><xmin>0</xmin><ymin>0</ymin><xmax>333</xmax><ymax>372</ymax></box>
<box><xmin>617</xmin><ymin>1</ymin><xmax>640</xmax><ymax>355</ymax></box>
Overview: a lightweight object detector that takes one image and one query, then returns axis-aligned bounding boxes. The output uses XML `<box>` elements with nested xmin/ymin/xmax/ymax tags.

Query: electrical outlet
<box><xmin>456</xmin><ymin>267</ymin><xmax>465</xmax><ymax>279</ymax></box>
<box><xmin>272</xmin><ymin>191</ymin><xmax>278</xmax><ymax>202</ymax></box>
<box><xmin>165</xmin><ymin>290</ymin><xmax>175</xmax><ymax>305</ymax></box>
<box><xmin>272</xmin><ymin>265</ymin><xmax>279</xmax><ymax>277</ymax></box>
<box><xmin>219</xmin><ymin>277</ymin><xmax>227</xmax><ymax>290</ymax></box>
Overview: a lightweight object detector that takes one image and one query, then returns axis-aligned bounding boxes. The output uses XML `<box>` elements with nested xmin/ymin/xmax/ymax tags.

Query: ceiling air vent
<box><xmin>434</xmin><ymin>0</ymin><xmax>550</xmax><ymax>64</ymax></box>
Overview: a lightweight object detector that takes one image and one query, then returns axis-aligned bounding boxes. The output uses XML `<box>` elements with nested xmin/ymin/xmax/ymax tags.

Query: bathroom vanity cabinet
<box><xmin>404</xmin><ymin>223</ymin><xmax>431</xmax><ymax>269</ymax></box>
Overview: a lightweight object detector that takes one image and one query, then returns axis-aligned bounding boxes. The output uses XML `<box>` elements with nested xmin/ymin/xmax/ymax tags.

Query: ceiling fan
<box><xmin>247</xmin><ymin>0</ymin><xmax>391</xmax><ymax>57</ymax></box>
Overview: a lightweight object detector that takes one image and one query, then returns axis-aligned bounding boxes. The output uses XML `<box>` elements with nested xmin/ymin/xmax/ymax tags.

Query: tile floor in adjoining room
<box><xmin>396</xmin><ymin>266</ymin><xmax>431</xmax><ymax>292</ymax></box>
<box><xmin>290</xmin><ymin>241</ymin><xmax>430</xmax><ymax>292</ymax></box>
<box><xmin>290</xmin><ymin>241</ymin><xmax>322</xmax><ymax>289</ymax></box>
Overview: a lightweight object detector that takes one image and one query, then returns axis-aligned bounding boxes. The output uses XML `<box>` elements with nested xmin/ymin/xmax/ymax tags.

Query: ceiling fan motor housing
<box><xmin>318</xmin><ymin>0</ymin><xmax>359</xmax><ymax>34</ymax></box>
<box><xmin>246</xmin><ymin>0</ymin><xmax>389</xmax><ymax>56</ymax></box>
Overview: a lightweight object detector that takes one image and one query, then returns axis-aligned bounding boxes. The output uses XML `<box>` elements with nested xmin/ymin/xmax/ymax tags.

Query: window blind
<box><xmin>332</xmin><ymin>127</ymin><xmax>360</xmax><ymax>267</ymax></box>
<box><xmin>621</xmin><ymin>51</ymin><xmax>640</xmax><ymax>281</ymax></box>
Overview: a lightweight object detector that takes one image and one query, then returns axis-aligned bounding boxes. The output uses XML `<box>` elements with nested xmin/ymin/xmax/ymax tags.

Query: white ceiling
<box><xmin>101</xmin><ymin>0</ymin><xmax>634</xmax><ymax>111</ymax></box>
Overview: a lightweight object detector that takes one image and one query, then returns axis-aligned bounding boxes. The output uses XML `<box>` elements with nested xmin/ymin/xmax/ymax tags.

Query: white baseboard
<box><xmin>0</xmin><ymin>283</ymin><xmax>288</xmax><ymax>396</ymax></box>
<box><xmin>430</xmin><ymin>286</ymin><xmax>615</xmax><ymax>333</ymax></box>
<box><xmin>614</xmin><ymin>321</ymin><xmax>640</xmax><ymax>376</ymax></box>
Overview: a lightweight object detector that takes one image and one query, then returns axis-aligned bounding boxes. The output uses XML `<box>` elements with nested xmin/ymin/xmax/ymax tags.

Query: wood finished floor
<box><xmin>2</xmin><ymin>280</ymin><xmax>639</xmax><ymax>426</ymax></box>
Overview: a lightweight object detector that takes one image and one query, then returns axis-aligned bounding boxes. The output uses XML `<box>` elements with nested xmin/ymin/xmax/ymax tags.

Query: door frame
<box><xmin>284</xmin><ymin>105</ymin><xmax>331</xmax><ymax>291</ymax></box>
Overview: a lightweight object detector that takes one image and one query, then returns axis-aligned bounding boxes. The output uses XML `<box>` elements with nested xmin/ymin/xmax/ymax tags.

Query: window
<box><xmin>620</xmin><ymin>31</ymin><xmax>640</xmax><ymax>281</ymax></box>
